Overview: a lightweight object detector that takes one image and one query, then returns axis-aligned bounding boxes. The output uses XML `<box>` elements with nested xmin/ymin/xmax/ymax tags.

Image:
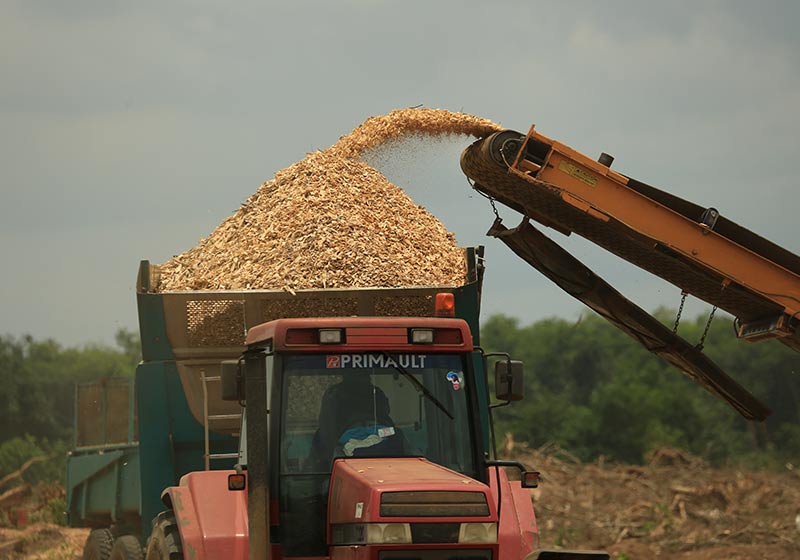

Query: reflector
<box><xmin>228</xmin><ymin>473</ymin><xmax>246</xmax><ymax>491</ymax></box>
<box><xmin>521</xmin><ymin>471</ymin><xmax>540</xmax><ymax>489</ymax></box>
<box><xmin>285</xmin><ymin>328</ymin><xmax>316</xmax><ymax>344</ymax></box>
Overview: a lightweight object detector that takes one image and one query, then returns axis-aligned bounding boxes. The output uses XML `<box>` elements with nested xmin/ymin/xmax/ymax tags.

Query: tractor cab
<box><xmin>222</xmin><ymin>315</ymin><xmax>532</xmax><ymax>559</ymax></box>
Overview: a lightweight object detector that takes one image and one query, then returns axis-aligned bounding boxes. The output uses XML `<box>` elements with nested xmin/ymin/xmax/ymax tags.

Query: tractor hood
<box><xmin>328</xmin><ymin>457</ymin><xmax>497</xmax><ymax>525</ymax></box>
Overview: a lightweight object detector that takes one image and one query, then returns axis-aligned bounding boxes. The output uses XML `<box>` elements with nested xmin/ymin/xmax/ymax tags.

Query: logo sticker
<box><xmin>325</xmin><ymin>354</ymin><xmax>428</xmax><ymax>369</ymax></box>
<box><xmin>446</xmin><ymin>371</ymin><xmax>463</xmax><ymax>390</ymax></box>
<box><xmin>326</xmin><ymin>355</ymin><xmax>341</xmax><ymax>368</ymax></box>
<box><xmin>558</xmin><ymin>160</ymin><xmax>598</xmax><ymax>187</ymax></box>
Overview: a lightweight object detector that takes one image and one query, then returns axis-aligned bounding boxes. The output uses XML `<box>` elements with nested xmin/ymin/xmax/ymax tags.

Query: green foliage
<box><xmin>114</xmin><ymin>329</ymin><xmax>142</xmax><ymax>365</ymax></box>
<box><xmin>1</xmin><ymin>314</ymin><xmax>797</xmax><ymax>478</ymax></box>
<box><xmin>484</xmin><ymin>312</ymin><xmax>800</xmax><ymax>465</ymax></box>
<box><xmin>47</xmin><ymin>497</ymin><xmax>68</xmax><ymax>526</ymax></box>
<box><xmin>0</xmin><ymin>436</ymin><xmax>68</xmax><ymax>483</ymax></box>
<box><xmin>0</xmin><ymin>329</ymin><xmax>140</xmax><ymax>482</ymax></box>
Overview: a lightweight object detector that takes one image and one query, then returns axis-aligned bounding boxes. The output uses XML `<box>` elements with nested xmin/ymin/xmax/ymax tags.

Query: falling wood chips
<box><xmin>157</xmin><ymin>108</ymin><xmax>501</xmax><ymax>292</ymax></box>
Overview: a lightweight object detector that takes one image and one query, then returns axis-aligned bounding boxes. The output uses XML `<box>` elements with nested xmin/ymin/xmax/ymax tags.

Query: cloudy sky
<box><xmin>2</xmin><ymin>0</ymin><xmax>798</xmax><ymax>347</ymax></box>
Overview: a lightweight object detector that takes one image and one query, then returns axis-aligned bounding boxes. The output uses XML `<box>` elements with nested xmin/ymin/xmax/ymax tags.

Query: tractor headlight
<box><xmin>368</xmin><ymin>523</ymin><xmax>412</xmax><ymax>544</ymax></box>
<box><xmin>458</xmin><ymin>522</ymin><xmax>497</xmax><ymax>543</ymax></box>
<box><xmin>332</xmin><ymin>523</ymin><xmax>412</xmax><ymax>545</ymax></box>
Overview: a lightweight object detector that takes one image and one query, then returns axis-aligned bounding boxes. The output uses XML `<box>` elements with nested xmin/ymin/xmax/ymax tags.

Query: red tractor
<box><xmin>147</xmin><ymin>311</ymin><xmax>607</xmax><ymax>560</ymax></box>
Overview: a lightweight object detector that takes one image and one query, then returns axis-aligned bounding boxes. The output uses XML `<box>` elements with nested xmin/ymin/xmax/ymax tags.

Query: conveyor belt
<box><xmin>461</xmin><ymin>129</ymin><xmax>800</xmax><ymax>354</ymax></box>
<box><xmin>487</xmin><ymin>218</ymin><xmax>770</xmax><ymax>420</ymax></box>
<box><xmin>459</xmin><ymin>128</ymin><xmax>800</xmax><ymax>418</ymax></box>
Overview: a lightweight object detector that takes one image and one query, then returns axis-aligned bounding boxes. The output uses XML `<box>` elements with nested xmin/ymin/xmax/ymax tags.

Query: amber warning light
<box><xmin>435</xmin><ymin>293</ymin><xmax>455</xmax><ymax>317</ymax></box>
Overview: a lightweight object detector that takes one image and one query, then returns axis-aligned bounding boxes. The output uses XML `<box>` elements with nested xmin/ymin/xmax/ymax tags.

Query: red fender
<box><xmin>488</xmin><ymin>467</ymin><xmax>539</xmax><ymax>560</ymax></box>
<box><xmin>161</xmin><ymin>470</ymin><xmax>248</xmax><ymax>560</ymax></box>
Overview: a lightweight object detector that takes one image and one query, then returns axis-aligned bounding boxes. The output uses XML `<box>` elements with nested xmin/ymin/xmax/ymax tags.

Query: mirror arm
<box><xmin>485</xmin><ymin>460</ymin><xmax>540</xmax><ymax>489</ymax></box>
<box><xmin>489</xmin><ymin>400</ymin><xmax>511</xmax><ymax>410</ymax></box>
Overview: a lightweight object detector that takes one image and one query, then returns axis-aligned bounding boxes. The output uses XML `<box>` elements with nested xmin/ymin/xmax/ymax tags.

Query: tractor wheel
<box><xmin>83</xmin><ymin>528</ymin><xmax>114</xmax><ymax>560</ymax></box>
<box><xmin>109</xmin><ymin>535</ymin><xmax>144</xmax><ymax>560</ymax></box>
<box><xmin>145</xmin><ymin>511</ymin><xmax>184</xmax><ymax>560</ymax></box>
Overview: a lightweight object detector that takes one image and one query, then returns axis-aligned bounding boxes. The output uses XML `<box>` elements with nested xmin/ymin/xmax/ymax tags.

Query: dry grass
<box><xmin>157</xmin><ymin>108</ymin><xmax>500</xmax><ymax>292</ymax></box>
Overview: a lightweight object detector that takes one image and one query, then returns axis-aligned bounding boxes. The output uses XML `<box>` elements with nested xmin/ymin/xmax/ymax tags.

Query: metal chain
<box><xmin>673</xmin><ymin>291</ymin><xmax>688</xmax><ymax>334</ymax></box>
<box><xmin>468</xmin><ymin>178</ymin><xmax>501</xmax><ymax>221</ymax></box>
<box><xmin>487</xmin><ymin>196</ymin><xmax>501</xmax><ymax>220</ymax></box>
<box><xmin>696</xmin><ymin>282</ymin><xmax>727</xmax><ymax>351</ymax></box>
<box><xmin>696</xmin><ymin>305</ymin><xmax>718</xmax><ymax>351</ymax></box>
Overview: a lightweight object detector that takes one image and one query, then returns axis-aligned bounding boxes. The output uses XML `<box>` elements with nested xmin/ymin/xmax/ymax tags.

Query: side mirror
<box><xmin>495</xmin><ymin>359</ymin><xmax>524</xmax><ymax>401</ymax></box>
<box><xmin>221</xmin><ymin>360</ymin><xmax>244</xmax><ymax>401</ymax></box>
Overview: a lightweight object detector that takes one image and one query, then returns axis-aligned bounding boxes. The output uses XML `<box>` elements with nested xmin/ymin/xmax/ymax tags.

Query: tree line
<box><xmin>0</xmin><ymin>312</ymin><xmax>798</xmax><ymax>482</ymax></box>
<box><xmin>483</xmin><ymin>309</ymin><xmax>800</xmax><ymax>466</ymax></box>
<box><xmin>0</xmin><ymin>330</ymin><xmax>140</xmax><ymax>481</ymax></box>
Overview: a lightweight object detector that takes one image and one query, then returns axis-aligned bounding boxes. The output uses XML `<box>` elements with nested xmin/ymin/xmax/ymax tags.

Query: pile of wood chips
<box><xmin>157</xmin><ymin>108</ymin><xmax>500</xmax><ymax>292</ymax></box>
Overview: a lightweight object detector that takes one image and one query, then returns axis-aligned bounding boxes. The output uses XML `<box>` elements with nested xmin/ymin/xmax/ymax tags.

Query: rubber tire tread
<box><xmin>109</xmin><ymin>535</ymin><xmax>144</xmax><ymax>560</ymax></box>
<box><xmin>145</xmin><ymin>511</ymin><xmax>184</xmax><ymax>560</ymax></box>
<box><xmin>83</xmin><ymin>528</ymin><xmax>114</xmax><ymax>560</ymax></box>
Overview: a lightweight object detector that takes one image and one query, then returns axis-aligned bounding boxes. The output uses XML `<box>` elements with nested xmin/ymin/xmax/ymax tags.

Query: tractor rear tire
<box><xmin>145</xmin><ymin>511</ymin><xmax>184</xmax><ymax>560</ymax></box>
<box><xmin>83</xmin><ymin>528</ymin><xmax>114</xmax><ymax>560</ymax></box>
<box><xmin>109</xmin><ymin>535</ymin><xmax>144</xmax><ymax>560</ymax></box>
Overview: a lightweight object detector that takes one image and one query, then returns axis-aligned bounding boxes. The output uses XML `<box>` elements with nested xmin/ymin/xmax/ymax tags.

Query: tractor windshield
<box><xmin>277</xmin><ymin>352</ymin><xmax>476</xmax><ymax>556</ymax></box>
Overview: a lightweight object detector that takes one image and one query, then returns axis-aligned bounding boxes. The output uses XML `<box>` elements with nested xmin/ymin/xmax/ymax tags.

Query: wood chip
<box><xmin>156</xmin><ymin>108</ymin><xmax>501</xmax><ymax>292</ymax></box>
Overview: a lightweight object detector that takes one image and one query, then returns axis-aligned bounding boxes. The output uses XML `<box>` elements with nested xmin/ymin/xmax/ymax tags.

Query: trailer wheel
<box><xmin>145</xmin><ymin>511</ymin><xmax>184</xmax><ymax>560</ymax></box>
<box><xmin>83</xmin><ymin>528</ymin><xmax>114</xmax><ymax>560</ymax></box>
<box><xmin>109</xmin><ymin>535</ymin><xmax>143</xmax><ymax>560</ymax></box>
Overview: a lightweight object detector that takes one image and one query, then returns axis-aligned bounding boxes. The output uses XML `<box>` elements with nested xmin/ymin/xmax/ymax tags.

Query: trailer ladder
<box><xmin>201</xmin><ymin>371</ymin><xmax>241</xmax><ymax>470</ymax></box>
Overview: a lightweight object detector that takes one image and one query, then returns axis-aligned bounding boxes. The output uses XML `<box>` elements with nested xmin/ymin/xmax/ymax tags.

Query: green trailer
<box><xmin>66</xmin><ymin>378</ymin><xmax>140</xmax><ymax>532</ymax></box>
<box><xmin>66</xmin><ymin>247</ymin><xmax>486</xmax><ymax>554</ymax></box>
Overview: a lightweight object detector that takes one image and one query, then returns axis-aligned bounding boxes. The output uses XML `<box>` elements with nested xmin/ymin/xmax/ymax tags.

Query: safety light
<box><xmin>227</xmin><ymin>473</ymin><xmax>246</xmax><ymax>491</ymax></box>
<box><xmin>435</xmin><ymin>292</ymin><xmax>455</xmax><ymax>317</ymax></box>
<box><xmin>410</xmin><ymin>328</ymin><xmax>434</xmax><ymax>344</ymax></box>
<box><xmin>521</xmin><ymin>470</ymin><xmax>540</xmax><ymax>489</ymax></box>
<box><xmin>458</xmin><ymin>522</ymin><xmax>497</xmax><ymax>543</ymax></box>
<box><xmin>319</xmin><ymin>329</ymin><xmax>344</xmax><ymax>344</ymax></box>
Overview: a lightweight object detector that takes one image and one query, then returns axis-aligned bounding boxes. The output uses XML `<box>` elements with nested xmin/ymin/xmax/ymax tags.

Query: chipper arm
<box><xmin>461</xmin><ymin>126</ymin><xmax>800</xmax><ymax>421</ymax></box>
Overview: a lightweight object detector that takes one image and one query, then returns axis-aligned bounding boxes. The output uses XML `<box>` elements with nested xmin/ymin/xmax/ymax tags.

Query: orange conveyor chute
<box><xmin>461</xmin><ymin>126</ymin><xmax>800</xmax><ymax>420</ymax></box>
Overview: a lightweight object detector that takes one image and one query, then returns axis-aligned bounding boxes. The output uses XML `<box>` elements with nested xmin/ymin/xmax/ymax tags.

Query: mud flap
<box><xmin>488</xmin><ymin>217</ymin><xmax>770</xmax><ymax>421</ymax></box>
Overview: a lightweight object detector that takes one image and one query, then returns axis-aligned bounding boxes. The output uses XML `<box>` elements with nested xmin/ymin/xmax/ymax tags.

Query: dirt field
<box><xmin>2</xmin><ymin>448</ymin><xmax>798</xmax><ymax>559</ymax></box>
<box><xmin>0</xmin><ymin>524</ymin><xmax>86</xmax><ymax>559</ymax></box>
<box><xmin>520</xmin><ymin>444</ymin><xmax>800</xmax><ymax>559</ymax></box>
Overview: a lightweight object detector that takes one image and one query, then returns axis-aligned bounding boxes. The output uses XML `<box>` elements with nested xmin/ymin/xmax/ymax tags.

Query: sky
<box><xmin>1</xmin><ymin>0</ymin><xmax>799</xmax><ymax>348</ymax></box>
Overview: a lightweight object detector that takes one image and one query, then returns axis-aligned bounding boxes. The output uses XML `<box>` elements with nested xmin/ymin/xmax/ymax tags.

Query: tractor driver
<box><xmin>309</xmin><ymin>373</ymin><xmax>403</xmax><ymax>469</ymax></box>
